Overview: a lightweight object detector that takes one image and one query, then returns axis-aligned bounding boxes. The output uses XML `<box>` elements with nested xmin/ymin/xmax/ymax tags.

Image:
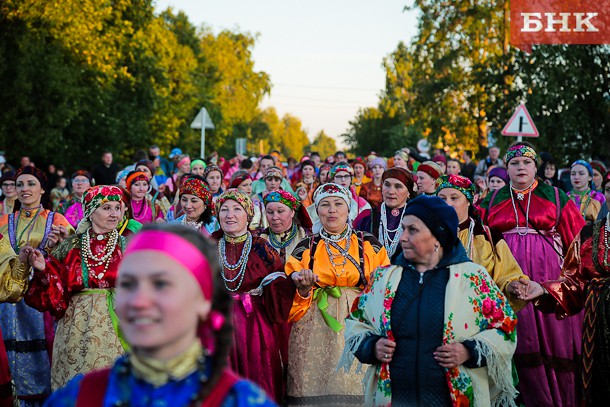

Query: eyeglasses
<box><xmin>73</xmin><ymin>179</ymin><xmax>90</xmax><ymax>184</ymax></box>
<box><xmin>334</xmin><ymin>175</ymin><xmax>352</xmax><ymax>181</ymax></box>
<box><xmin>1</xmin><ymin>183</ymin><xmax>15</xmax><ymax>188</ymax></box>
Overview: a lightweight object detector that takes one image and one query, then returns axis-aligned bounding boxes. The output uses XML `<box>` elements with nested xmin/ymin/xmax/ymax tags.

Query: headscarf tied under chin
<box><xmin>77</xmin><ymin>185</ymin><xmax>124</xmax><ymax>234</ymax></box>
<box><xmin>215</xmin><ymin>188</ymin><xmax>254</xmax><ymax>223</ymax></box>
<box><xmin>504</xmin><ymin>144</ymin><xmax>539</xmax><ymax>165</ymax></box>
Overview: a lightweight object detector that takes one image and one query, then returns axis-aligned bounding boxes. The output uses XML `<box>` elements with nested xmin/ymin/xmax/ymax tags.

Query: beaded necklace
<box><xmin>509</xmin><ymin>183</ymin><xmax>533</xmax><ymax>236</ymax></box>
<box><xmin>218</xmin><ymin>232</ymin><xmax>252</xmax><ymax>292</ymax></box>
<box><xmin>13</xmin><ymin>205</ymin><xmax>43</xmax><ymax>252</ymax></box>
<box><xmin>378</xmin><ymin>203</ymin><xmax>406</xmax><ymax>255</ymax></box>
<box><xmin>604</xmin><ymin>213</ymin><xmax>610</xmax><ymax>268</ymax></box>
<box><xmin>269</xmin><ymin>224</ymin><xmax>298</xmax><ymax>249</ymax></box>
<box><xmin>81</xmin><ymin>227</ymin><xmax>120</xmax><ymax>281</ymax></box>
<box><xmin>510</xmin><ymin>180</ymin><xmax>537</xmax><ymax>201</ymax></box>
<box><xmin>320</xmin><ymin>225</ymin><xmax>352</xmax><ymax>276</ymax></box>
<box><xmin>464</xmin><ymin>218</ymin><xmax>476</xmax><ymax>259</ymax></box>
<box><xmin>181</xmin><ymin>216</ymin><xmax>204</xmax><ymax>231</ymax></box>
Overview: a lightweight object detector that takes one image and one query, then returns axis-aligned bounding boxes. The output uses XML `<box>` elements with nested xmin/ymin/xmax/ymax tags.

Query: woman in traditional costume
<box><xmin>292</xmin><ymin>160</ymin><xmax>319</xmax><ymax>208</ymax></box>
<box><xmin>479</xmin><ymin>142</ymin><xmax>586</xmax><ymax>407</ymax></box>
<box><xmin>351</xmin><ymin>157</ymin><xmax>370</xmax><ymax>196</ymax></box>
<box><xmin>0</xmin><ymin>172</ymin><xmax>17</xmax><ymax>216</ymax></box>
<box><xmin>0</xmin><ymin>166</ymin><xmax>73</xmax><ymax>406</ymax></box>
<box><xmin>359</xmin><ymin>157</ymin><xmax>386</xmax><ymax>210</ymax></box>
<box><xmin>44</xmin><ymin>223</ymin><xmax>276</xmax><ymax>407</ymax></box>
<box><xmin>520</xmin><ymin>171</ymin><xmax>610</xmax><ymax>406</ymax></box>
<box><xmin>568</xmin><ymin>160</ymin><xmax>605</xmax><ymax>224</ymax></box>
<box><xmin>171</xmin><ymin>175</ymin><xmax>219</xmax><ymax>237</ymax></box>
<box><xmin>590</xmin><ymin>160</ymin><xmax>607</xmax><ymax>192</ymax></box>
<box><xmin>135</xmin><ymin>160</ymin><xmax>171</xmax><ymax>217</ymax></box>
<box><xmin>0</xmin><ymin>236</ymin><xmax>47</xmax><ymax>407</ymax></box>
<box><xmin>229</xmin><ymin>170</ymin><xmax>266</xmax><ymax>230</ymax></box>
<box><xmin>213</xmin><ymin>189</ymin><xmax>295</xmax><ymax>403</ymax></box>
<box><xmin>416</xmin><ymin>161</ymin><xmax>443</xmax><ymax>195</ymax></box>
<box><xmin>284</xmin><ymin>183</ymin><xmax>389</xmax><ymax>406</ymax></box>
<box><xmin>355</xmin><ymin>167</ymin><xmax>416</xmax><ymax>259</ymax></box>
<box><xmin>24</xmin><ymin>185</ymin><xmax>127</xmax><ymax>390</ymax></box>
<box><xmin>259</xmin><ymin>190</ymin><xmax>311</xmax><ymax>262</ymax></box>
<box><xmin>125</xmin><ymin>171</ymin><xmax>165</xmax><ymax>224</ymax></box>
<box><xmin>436</xmin><ymin>174</ymin><xmax>528</xmax><ymax>311</ymax></box>
<box><xmin>60</xmin><ymin>171</ymin><xmax>92</xmax><ymax>228</ymax></box>
<box><xmin>204</xmin><ymin>165</ymin><xmax>225</xmax><ymax>202</ymax></box>
<box><xmin>341</xmin><ymin>195</ymin><xmax>518</xmax><ymax>406</ymax></box>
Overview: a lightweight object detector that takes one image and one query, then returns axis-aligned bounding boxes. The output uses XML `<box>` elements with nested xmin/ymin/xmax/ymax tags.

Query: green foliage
<box><xmin>0</xmin><ymin>2</ymin><xmax>284</xmax><ymax>169</ymax></box>
<box><xmin>344</xmin><ymin>1</ymin><xmax>610</xmax><ymax>164</ymax></box>
<box><xmin>310</xmin><ymin>130</ymin><xmax>337</xmax><ymax>160</ymax></box>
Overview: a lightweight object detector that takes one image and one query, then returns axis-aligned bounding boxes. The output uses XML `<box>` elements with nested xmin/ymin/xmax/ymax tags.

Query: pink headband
<box><xmin>178</xmin><ymin>156</ymin><xmax>191</xmax><ymax>169</ymax></box>
<box><xmin>125</xmin><ymin>230</ymin><xmax>213</xmax><ymax>299</ymax></box>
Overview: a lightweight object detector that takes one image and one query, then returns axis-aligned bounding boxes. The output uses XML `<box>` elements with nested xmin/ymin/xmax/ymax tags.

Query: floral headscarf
<box><xmin>264</xmin><ymin>190</ymin><xmax>300</xmax><ymax>211</ymax></box>
<box><xmin>215</xmin><ymin>188</ymin><xmax>254</xmax><ymax>223</ymax></box>
<box><xmin>435</xmin><ymin>174</ymin><xmax>476</xmax><ymax>204</ymax></box>
<box><xmin>504</xmin><ymin>144</ymin><xmax>538</xmax><ymax>165</ymax></box>
<box><xmin>352</xmin><ymin>157</ymin><xmax>367</xmax><ymax>170</ymax></box>
<box><xmin>82</xmin><ymin>185</ymin><xmax>124</xmax><ymax>221</ymax></box>
<box><xmin>180</xmin><ymin>176</ymin><xmax>212</xmax><ymax>207</ymax></box>
<box><xmin>329</xmin><ymin>163</ymin><xmax>354</xmax><ymax>180</ymax></box>
<box><xmin>313</xmin><ymin>183</ymin><xmax>351</xmax><ymax>214</ymax></box>
<box><xmin>590</xmin><ymin>160</ymin><xmax>607</xmax><ymax>177</ymax></box>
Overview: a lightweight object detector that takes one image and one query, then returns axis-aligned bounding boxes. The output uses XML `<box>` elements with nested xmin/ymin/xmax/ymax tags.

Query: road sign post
<box><xmin>190</xmin><ymin>108</ymin><xmax>215</xmax><ymax>158</ymax></box>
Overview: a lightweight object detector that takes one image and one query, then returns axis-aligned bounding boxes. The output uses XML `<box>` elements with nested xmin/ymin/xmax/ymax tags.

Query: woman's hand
<box><xmin>296</xmin><ymin>187</ymin><xmax>308</xmax><ymax>200</ymax></box>
<box><xmin>28</xmin><ymin>249</ymin><xmax>46</xmax><ymax>271</ymax></box>
<box><xmin>46</xmin><ymin>225</ymin><xmax>69</xmax><ymax>249</ymax></box>
<box><xmin>434</xmin><ymin>343</ymin><xmax>470</xmax><ymax>368</ymax></box>
<box><xmin>507</xmin><ymin>276</ymin><xmax>530</xmax><ymax>298</ymax></box>
<box><xmin>291</xmin><ymin>269</ymin><xmax>319</xmax><ymax>297</ymax></box>
<box><xmin>18</xmin><ymin>245</ymin><xmax>34</xmax><ymax>264</ymax></box>
<box><xmin>375</xmin><ymin>338</ymin><xmax>396</xmax><ymax>363</ymax></box>
<box><xmin>517</xmin><ymin>280</ymin><xmax>545</xmax><ymax>301</ymax></box>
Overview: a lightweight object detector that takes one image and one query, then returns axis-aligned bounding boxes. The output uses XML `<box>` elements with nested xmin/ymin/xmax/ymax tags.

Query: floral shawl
<box><xmin>340</xmin><ymin>262</ymin><xmax>518</xmax><ymax>407</ymax></box>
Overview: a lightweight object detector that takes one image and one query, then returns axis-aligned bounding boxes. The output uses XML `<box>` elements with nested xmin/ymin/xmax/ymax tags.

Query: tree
<box><xmin>310</xmin><ymin>130</ymin><xmax>337</xmax><ymax>160</ymax></box>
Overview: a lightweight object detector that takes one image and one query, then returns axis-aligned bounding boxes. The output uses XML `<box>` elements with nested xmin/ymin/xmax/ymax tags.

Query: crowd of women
<box><xmin>0</xmin><ymin>142</ymin><xmax>608</xmax><ymax>406</ymax></box>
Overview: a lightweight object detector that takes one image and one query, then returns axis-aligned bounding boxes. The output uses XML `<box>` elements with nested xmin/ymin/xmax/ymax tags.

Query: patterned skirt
<box><xmin>51</xmin><ymin>290</ymin><xmax>124</xmax><ymax>389</ymax></box>
<box><xmin>287</xmin><ymin>287</ymin><xmax>364</xmax><ymax>406</ymax></box>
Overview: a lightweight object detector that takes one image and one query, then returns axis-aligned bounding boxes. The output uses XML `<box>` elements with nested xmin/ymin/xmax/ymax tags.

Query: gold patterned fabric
<box><xmin>130</xmin><ymin>341</ymin><xmax>202</xmax><ymax>387</ymax></box>
<box><xmin>0</xmin><ymin>237</ymin><xmax>30</xmax><ymax>303</ymax></box>
<box><xmin>51</xmin><ymin>290</ymin><xmax>123</xmax><ymax>389</ymax></box>
<box><xmin>287</xmin><ymin>288</ymin><xmax>364</xmax><ymax>406</ymax></box>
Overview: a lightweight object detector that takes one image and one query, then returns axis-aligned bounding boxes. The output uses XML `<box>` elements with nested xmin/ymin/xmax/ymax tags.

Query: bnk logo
<box><xmin>511</xmin><ymin>0</ymin><xmax>610</xmax><ymax>52</ymax></box>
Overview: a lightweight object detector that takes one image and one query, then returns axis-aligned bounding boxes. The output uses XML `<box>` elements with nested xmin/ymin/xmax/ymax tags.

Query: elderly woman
<box><xmin>24</xmin><ymin>186</ymin><xmax>127</xmax><ymax>390</ymax></box>
<box><xmin>44</xmin><ymin>224</ymin><xmax>276</xmax><ymax>406</ymax></box>
<box><xmin>568</xmin><ymin>160</ymin><xmax>605</xmax><ymax>224</ymax></box>
<box><xmin>285</xmin><ymin>183</ymin><xmax>389</xmax><ymax>406</ymax></box>
<box><xmin>125</xmin><ymin>171</ymin><xmax>165</xmax><ymax>224</ymax></box>
<box><xmin>416</xmin><ymin>161</ymin><xmax>443</xmax><ymax>195</ymax></box>
<box><xmin>260</xmin><ymin>190</ymin><xmax>311</xmax><ymax>261</ymax></box>
<box><xmin>213</xmin><ymin>189</ymin><xmax>295</xmax><ymax>403</ymax></box>
<box><xmin>359</xmin><ymin>157</ymin><xmax>387</xmax><ymax>210</ymax></box>
<box><xmin>341</xmin><ymin>195</ymin><xmax>518</xmax><ymax>406</ymax></box>
<box><xmin>519</xmin><ymin>171</ymin><xmax>610</xmax><ymax>406</ymax></box>
<box><xmin>392</xmin><ymin>149</ymin><xmax>410</xmax><ymax>170</ymax></box>
<box><xmin>355</xmin><ymin>168</ymin><xmax>416</xmax><ymax>259</ymax></box>
<box><xmin>204</xmin><ymin>165</ymin><xmax>225</xmax><ymax>201</ymax></box>
<box><xmin>171</xmin><ymin>175</ymin><xmax>219</xmax><ymax>237</ymax></box>
<box><xmin>479</xmin><ymin>142</ymin><xmax>585</xmax><ymax>407</ymax></box>
<box><xmin>0</xmin><ymin>166</ymin><xmax>73</xmax><ymax>405</ymax></box>
<box><xmin>436</xmin><ymin>174</ymin><xmax>528</xmax><ymax>311</ymax></box>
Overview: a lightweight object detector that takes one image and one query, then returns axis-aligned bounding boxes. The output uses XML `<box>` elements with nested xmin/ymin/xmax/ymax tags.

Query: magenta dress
<box><xmin>480</xmin><ymin>182</ymin><xmax>585</xmax><ymax>407</ymax></box>
<box><xmin>215</xmin><ymin>233</ymin><xmax>296</xmax><ymax>404</ymax></box>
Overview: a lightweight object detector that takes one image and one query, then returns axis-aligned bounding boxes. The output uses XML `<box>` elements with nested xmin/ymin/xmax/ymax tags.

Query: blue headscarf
<box><xmin>571</xmin><ymin>160</ymin><xmax>595</xmax><ymax>190</ymax></box>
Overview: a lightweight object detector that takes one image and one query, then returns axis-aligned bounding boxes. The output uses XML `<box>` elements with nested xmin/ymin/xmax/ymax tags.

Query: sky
<box><xmin>154</xmin><ymin>0</ymin><xmax>418</xmax><ymax>149</ymax></box>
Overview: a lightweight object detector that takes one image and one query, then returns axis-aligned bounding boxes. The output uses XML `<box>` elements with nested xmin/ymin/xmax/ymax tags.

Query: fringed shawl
<box><xmin>340</xmin><ymin>262</ymin><xmax>518</xmax><ymax>407</ymax></box>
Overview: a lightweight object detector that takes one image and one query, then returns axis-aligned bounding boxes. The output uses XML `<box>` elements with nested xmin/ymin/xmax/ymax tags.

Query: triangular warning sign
<box><xmin>501</xmin><ymin>104</ymin><xmax>539</xmax><ymax>137</ymax></box>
